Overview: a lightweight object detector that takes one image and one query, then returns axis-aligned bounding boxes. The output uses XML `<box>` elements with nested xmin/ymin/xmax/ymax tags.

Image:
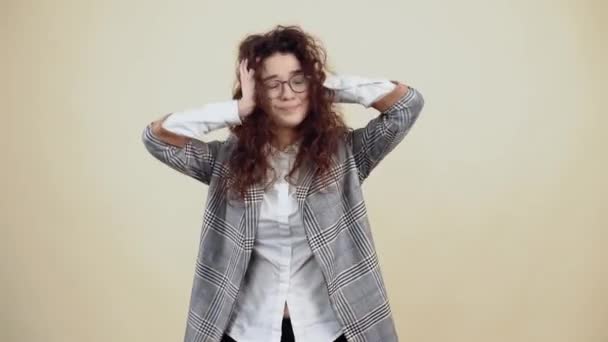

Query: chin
<box><xmin>273</xmin><ymin>107</ymin><xmax>308</xmax><ymax>128</ymax></box>
<box><xmin>276</xmin><ymin>116</ymin><xmax>306</xmax><ymax>129</ymax></box>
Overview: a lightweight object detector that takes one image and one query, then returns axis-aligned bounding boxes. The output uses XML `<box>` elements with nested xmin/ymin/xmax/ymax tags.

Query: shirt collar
<box><xmin>269</xmin><ymin>138</ymin><xmax>301</xmax><ymax>155</ymax></box>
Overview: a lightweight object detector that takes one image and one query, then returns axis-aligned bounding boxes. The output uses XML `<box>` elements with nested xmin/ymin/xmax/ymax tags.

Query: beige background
<box><xmin>3</xmin><ymin>0</ymin><xmax>607</xmax><ymax>341</ymax></box>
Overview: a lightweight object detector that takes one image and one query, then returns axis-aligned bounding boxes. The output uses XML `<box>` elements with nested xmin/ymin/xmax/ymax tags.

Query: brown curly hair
<box><xmin>227</xmin><ymin>25</ymin><xmax>350</xmax><ymax>200</ymax></box>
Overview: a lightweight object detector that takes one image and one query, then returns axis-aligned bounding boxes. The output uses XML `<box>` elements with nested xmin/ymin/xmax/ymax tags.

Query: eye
<box><xmin>265</xmin><ymin>81</ymin><xmax>281</xmax><ymax>89</ymax></box>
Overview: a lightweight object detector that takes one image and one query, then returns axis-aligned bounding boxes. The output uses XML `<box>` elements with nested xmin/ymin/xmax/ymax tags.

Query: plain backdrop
<box><xmin>3</xmin><ymin>0</ymin><xmax>607</xmax><ymax>341</ymax></box>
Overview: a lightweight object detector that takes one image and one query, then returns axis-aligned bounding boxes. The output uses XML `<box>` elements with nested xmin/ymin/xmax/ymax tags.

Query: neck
<box><xmin>272</xmin><ymin>127</ymin><xmax>299</xmax><ymax>151</ymax></box>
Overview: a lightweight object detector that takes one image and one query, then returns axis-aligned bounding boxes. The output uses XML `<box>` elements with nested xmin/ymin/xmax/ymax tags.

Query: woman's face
<box><xmin>259</xmin><ymin>52</ymin><xmax>310</xmax><ymax>129</ymax></box>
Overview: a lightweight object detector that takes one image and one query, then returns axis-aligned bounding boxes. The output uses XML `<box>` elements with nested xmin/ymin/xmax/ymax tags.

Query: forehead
<box><xmin>261</xmin><ymin>53</ymin><xmax>302</xmax><ymax>77</ymax></box>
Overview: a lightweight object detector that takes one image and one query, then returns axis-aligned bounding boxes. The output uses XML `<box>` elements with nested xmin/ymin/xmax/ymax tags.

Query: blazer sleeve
<box><xmin>141</xmin><ymin>100</ymin><xmax>241</xmax><ymax>185</ymax></box>
<box><xmin>346</xmin><ymin>82</ymin><xmax>425</xmax><ymax>183</ymax></box>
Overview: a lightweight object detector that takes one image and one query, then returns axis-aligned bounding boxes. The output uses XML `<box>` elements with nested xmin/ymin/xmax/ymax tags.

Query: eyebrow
<box><xmin>261</xmin><ymin>69</ymin><xmax>303</xmax><ymax>82</ymax></box>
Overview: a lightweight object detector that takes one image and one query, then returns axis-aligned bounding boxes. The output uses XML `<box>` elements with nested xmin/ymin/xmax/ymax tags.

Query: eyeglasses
<box><xmin>263</xmin><ymin>74</ymin><xmax>310</xmax><ymax>98</ymax></box>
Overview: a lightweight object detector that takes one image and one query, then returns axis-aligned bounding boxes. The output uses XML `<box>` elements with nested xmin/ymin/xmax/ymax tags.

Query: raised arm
<box><xmin>141</xmin><ymin>100</ymin><xmax>242</xmax><ymax>185</ymax></box>
<box><xmin>348</xmin><ymin>82</ymin><xmax>424</xmax><ymax>183</ymax></box>
<box><xmin>141</xmin><ymin>59</ymin><xmax>257</xmax><ymax>185</ymax></box>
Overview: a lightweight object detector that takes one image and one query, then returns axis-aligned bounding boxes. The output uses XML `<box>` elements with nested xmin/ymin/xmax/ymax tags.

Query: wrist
<box><xmin>237</xmin><ymin>98</ymin><xmax>255</xmax><ymax>118</ymax></box>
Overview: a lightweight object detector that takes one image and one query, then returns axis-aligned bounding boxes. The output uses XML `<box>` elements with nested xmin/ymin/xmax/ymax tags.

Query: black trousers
<box><xmin>221</xmin><ymin>317</ymin><xmax>347</xmax><ymax>342</ymax></box>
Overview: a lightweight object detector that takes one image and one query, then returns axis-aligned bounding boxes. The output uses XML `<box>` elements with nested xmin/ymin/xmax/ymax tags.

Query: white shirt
<box><xmin>224</xmin><ymin>142</ymin><xmax>344</xmax><ymax>342</ymax></box>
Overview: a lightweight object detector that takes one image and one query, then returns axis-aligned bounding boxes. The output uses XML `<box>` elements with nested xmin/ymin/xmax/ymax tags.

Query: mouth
<box><xmin>277</xmin><ymin>104</ymin><xmax>300</xmax><ymax>111</ymax></box>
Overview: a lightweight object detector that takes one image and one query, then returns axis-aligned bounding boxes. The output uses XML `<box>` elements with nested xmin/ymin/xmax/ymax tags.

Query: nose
<box><xmin>279</xmin><ymin>83</ymin><xmax>296</xmax><ymax>100</ymax></box>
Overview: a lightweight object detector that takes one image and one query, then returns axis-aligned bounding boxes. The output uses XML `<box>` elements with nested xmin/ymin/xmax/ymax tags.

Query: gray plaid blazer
<box><xmin>141</xmin><ymin>84</ymin><xmax>424</xmax><ymax>342</ymax></box>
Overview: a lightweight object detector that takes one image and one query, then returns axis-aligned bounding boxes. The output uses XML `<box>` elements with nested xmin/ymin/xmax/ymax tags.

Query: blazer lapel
<box><xmin>295</xmin><ymin>156</ymin><xmax>318</xmax><ymax>208</ymax></box>
<box><xmin>237</xmin><ymin>156</ymin><xmax>318</xmax><ymax>250</ymax></box>
<box><xmin>241</xmin><ymin>183</ymin><xmax>264</xmax><ymax>250</ymax></box>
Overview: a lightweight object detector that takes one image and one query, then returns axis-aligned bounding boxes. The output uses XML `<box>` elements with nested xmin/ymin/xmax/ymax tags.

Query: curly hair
<box><xmin>227</xmin><ymin>25</ymin><xmax>349</xmax><ymax>200</ymax></box>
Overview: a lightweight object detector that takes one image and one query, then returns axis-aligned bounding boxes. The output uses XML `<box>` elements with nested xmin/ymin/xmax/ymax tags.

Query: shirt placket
<box><xmin>274</xmin><ymin>153</ymin><xmax>293</xmax><ymax>340</ymax></box>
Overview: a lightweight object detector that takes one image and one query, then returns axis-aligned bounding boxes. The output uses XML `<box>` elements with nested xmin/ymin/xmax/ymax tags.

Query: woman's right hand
<box><xmin>237</xmin><ymin>58</ymin><xmax>256</xmax><ymax>118</ymax></box>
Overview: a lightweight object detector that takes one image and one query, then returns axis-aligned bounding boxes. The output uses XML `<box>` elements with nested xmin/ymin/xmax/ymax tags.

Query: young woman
<box><xmin>142</xmin><ymin>25</ymin><xmax>425</xmax><ymax>342</ymax></box>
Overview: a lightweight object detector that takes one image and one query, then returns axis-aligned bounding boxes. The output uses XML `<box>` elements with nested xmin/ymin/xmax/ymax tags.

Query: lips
<box><xmin>278</xmin><ymin>104</ymin><xmax>300</xmax><ymax>111</ymax></box>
